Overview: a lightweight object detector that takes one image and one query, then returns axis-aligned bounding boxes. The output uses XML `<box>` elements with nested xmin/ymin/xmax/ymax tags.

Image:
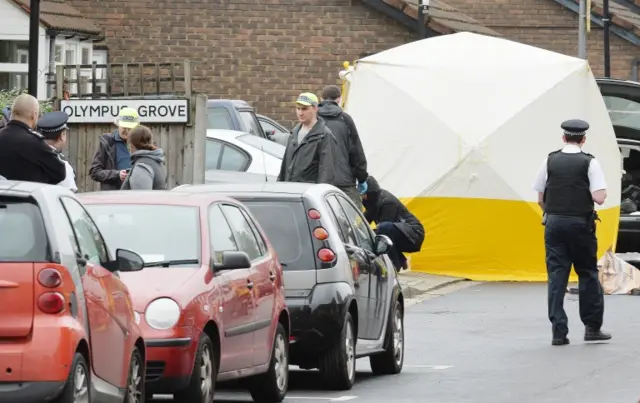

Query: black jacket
<box><xmin>317</xmin><ymin>101</ymin><xmax>368</xmax><ymax>185</ymax></box>
<box><xmin>89</xmin><ymin>131</ymin><xmax>120</xmax><ymax>190</ymax></box>
<box><xmin>0</xmin><ymin>120</ymin><xmax>66</xmax><ymax>185</ymax></box>
<box><xmin>277</xmin><ymin>119</ymin><xmax>337</xmax><ymax>184</ymax></box>
<box><xmin>363</xmin><ymin>176</ymin><xmax>425</xmax><ymax>252</ymax></box>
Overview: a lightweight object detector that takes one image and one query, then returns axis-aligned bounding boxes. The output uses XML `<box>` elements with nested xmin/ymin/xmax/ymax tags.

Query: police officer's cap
<box><xmin>37</xmin><ymin>111</ymin><xmax>69</xmax><ymax>139</ymax></box>
<box><xmin>561</xmin><ymin>119</ymin><xmax>589</xmax><ymax>136</ymax></box>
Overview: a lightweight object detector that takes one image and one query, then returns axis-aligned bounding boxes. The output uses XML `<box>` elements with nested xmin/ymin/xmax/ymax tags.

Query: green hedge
<box><xmin>0</xmin><ymin>89</ymin><xmax>53</xmax><ymax>114</ymax></box>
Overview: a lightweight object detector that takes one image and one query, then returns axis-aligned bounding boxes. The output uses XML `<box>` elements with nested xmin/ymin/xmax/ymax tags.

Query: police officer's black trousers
<box><xmin>545</xmin><ymin>215</ymin><xmax>604</xmax><ymax>337</ymax></box>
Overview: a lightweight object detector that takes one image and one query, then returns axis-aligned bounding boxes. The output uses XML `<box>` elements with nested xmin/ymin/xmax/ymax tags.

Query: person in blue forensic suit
<box><xmin>532</xmin><ymin>119</ymin><xmax>611</xmax><ymax>346</ymax></box>
<box><xmin>37</xmin><ymin>111</ymin><xmax>78</xmax><ymax>192</ymax></box>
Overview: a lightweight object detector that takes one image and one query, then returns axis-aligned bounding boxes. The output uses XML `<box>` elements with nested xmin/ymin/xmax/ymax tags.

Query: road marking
<box><xmin>285</xmin><ymin>396</ymin><xmax>357</xmax><ymax>401</ymax></box>
<box><xmin>404</xmin><ymin>364</ymin><xmax>453</xmax><ymax>370</ymax></box>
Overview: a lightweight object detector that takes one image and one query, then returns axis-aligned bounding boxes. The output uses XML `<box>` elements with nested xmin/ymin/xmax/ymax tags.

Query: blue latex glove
<box><xmin>357</xmin><ymin>181</ymin><xmax>368</xmax><ymax>194</ymax></box>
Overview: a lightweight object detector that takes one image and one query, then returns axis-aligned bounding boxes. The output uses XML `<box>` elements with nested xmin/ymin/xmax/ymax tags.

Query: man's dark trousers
<box><xmin>376</xmin><ymin>221</ymin><xmax>413</xmax><ymax>270</ymax></box>
<box><xmin>545</xmin><ymin>214</ymin><xmax>604</xmax><ymax>338</ymax></box>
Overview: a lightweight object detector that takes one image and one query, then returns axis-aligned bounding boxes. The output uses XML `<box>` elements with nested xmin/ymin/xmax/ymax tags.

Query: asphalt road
<box><xmin>156</xmin><ymin>282</ymin><xmax>640</xmax><ymax>403</ymax></box>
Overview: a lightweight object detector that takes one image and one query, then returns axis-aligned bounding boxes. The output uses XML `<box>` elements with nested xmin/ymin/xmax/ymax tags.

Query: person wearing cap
<box><xmin>278</xmin><ymin>92</ymin><xmax>336</xmax><ymax>185</ymax></box>
<box><xmin>0</xmin><ymin>94</ymin><xmax>66</xmax><ymax>185</ymax></box>
<box><xmin>89</xmin><ymin>107</ymin><xmax>139</xmax><ymax>190</ymax></box>
<box><xmin>317</xmin><ymin>85</ymin><xmax>369</xmax><ymax>209</ymax></box>
<box><xmin>532</xmin><ymin>119</ymin><xmax>611</xmax><ymax>346</ymax></box>
<box><xmin>37</xmin><ymin>111</ymin><xmax>78</xmax><ymax>192</ymax></box>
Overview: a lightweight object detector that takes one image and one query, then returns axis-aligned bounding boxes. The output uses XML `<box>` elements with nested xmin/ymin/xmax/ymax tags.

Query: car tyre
<box><xmin>247</xmin><ymin>322</ymin><xmax>289</xmax><ymax>402</ymax></box>
<box><xmin>53</xmin><ymin>352</ymin><xmax>90</xmax><ymax>403</ymax></box>
<box><xmin>174</xmin><ymin>333</ymin><xmax>216</xmax><ymax>403</ymax></box>
<box><xmin>369</xmin><ymin>298</ymin><xmax>404</xmax><ymax>375</ymax></box>
<box><xmin>319</xmin><ymin>311</ymin><xmax>356</xmax><ymax>390</ymax></box>
<box><xmin>124</xmin><ymin>347</ymin><xmax>145</xmax><ymax>403</ymax></box>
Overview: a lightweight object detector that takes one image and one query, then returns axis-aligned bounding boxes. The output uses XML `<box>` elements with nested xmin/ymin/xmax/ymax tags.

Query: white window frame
<box><xmin>0</xmin><ymin>36</ymin><xmax>30</xmax><ymax>91</ymax></box>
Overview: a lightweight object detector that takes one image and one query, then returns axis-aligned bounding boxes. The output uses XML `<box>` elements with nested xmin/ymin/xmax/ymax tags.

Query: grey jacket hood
<box><xmin>130</xmin><ymin>148</ymin><xmax>165</xmax><ymax>164</ymax></box>
<box><xmin>317</xmin><ymin>100</ymin><xmax>342</xmax><ymax>118</ymax></box>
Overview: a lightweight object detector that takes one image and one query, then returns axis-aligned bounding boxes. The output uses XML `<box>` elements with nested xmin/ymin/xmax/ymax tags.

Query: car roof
<box><xmin>596</xmin><ymin>77</ymin><xmax>640</xmax><ymax>87</ymax></box>
<box><xmin>79</xmin><ymin>190</ymin><xmax>238</xmax><ymax>207</ymax></box>
<box><xmin>175</xmin><ymin>182</ymin><xmax>337</xmax><ymax>199</ymax></box>
<box><xmin>0</xmin><ymin>180</ymin><xmax>71</xmax><ymax>198</ymax></box>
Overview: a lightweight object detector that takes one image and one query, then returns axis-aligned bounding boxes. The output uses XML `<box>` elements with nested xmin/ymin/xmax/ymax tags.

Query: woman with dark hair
<box><xmin>121</xmin><ymin>125</ymin><xmax>167</xmax><ymax>190</ymax></box>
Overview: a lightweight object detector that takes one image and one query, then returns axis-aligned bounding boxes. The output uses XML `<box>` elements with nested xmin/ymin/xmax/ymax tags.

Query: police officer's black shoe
<box><xmin>552</xmin><ymin>337</ymin><xmax>570</xmax><ymax>346</ymax></box>
<box><xmin>584</xmin><ymin>327</ymin><xmax>612</xmax><ymax>341</ymax></box>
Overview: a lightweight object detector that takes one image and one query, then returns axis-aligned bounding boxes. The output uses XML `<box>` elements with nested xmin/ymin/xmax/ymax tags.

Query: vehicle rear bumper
<box><xmin>144</xmin><ymin>336</ymin><xmax>196</xmax><ymax>394</ymax></box>
<box><xmin>0</xmin><ymin>316</ymin><xmax>84</xmax><ymax>382</ymax></box>
<box><xmin>287</xmin><ymin>282</ymin><xmax>353</xmax><ymax>362</ymax></box>
<box><xmin>0</xmin><ymin>381</ymin><xmax>65</xmax><ymax>402</ymax></box>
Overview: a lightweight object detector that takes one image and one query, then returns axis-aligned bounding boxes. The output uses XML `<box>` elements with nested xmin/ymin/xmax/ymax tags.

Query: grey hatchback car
<box><xmin>173</xmin><ymin>182</ymin><xmax>405</xmax><ymax>390</ymax></box>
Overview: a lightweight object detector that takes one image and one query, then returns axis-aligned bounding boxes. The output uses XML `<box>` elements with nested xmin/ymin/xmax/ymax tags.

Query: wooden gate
<box><xmin>53</xmin><ymin>60</ymin><xmax>206</xmax><ymax>192</ymax></box>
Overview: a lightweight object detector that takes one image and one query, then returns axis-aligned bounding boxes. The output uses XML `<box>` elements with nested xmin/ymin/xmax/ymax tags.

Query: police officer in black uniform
<box><xmin>37</xmin><ymin>111</ymin><xmax>78</xmax><ymax>192</ymax></box>
<box><xmin>0</xmin><ymin>94</ymin><xmax>66</xmax><ymax>184</ymax></box>
<box><xmin>533</xmin><ymin>119</ymin><xmax>612</xmax><ymax>346</ymax></box>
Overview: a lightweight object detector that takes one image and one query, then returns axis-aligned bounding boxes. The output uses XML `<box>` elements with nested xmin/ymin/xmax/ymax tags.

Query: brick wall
<box><xmin>68</xmin><ymin>0</ymin><xmax>416</xmax><ymax>126</ymax></box>
<box><xmin>445</xmin><ymin>0</ymin><xmax>639</xmax><ymax>80</ymax></box>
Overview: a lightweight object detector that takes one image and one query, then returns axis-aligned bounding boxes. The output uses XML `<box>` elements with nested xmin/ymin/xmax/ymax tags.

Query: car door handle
<box><xmin>246</xmin><ymin>280</ymin><xmax>254</xmax><ymax>290</ymax></box>
<box><xmin>269</xmin><ymin>272</ymin><xmax>276</xmax><ymax>282</ymax></box>
<box><xmin>344</xmin><ymin>244</ymin><xmax>357</xmax><ymax>254</ymax></box>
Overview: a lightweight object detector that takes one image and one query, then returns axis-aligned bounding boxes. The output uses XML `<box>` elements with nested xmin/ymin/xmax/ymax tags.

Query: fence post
<box><xmin>192</xmin><ymin>93</ymin><xmax>207</xmax><ymax>184</ymax></box>
<box><xmin>56</xmin><ymin>65</ymin><xmax>64</xmax><ymax>100</ymax></box>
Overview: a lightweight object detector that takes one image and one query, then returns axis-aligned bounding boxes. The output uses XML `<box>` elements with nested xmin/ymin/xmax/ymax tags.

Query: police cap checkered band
<box><xmin>40</xmin><ymin>123</ymin><xmax>68</xmax><ymax>133</ymax></box>
<box><xmin>563</xmin><ymin>130</ymin><xmax>585</xmax><ymax>137</ymax></box>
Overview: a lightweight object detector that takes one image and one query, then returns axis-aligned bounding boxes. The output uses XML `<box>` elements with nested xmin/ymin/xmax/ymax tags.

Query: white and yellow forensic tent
<box><xmin>342</xmin><ymin>32</ymin><xmax>621</xmax><ymax>281</ymax></box>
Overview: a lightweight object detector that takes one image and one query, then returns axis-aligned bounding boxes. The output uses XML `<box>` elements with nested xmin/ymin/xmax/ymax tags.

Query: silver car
<box><xmin>173</xmin><ymin>182</ymin><xmax>405</xmax><ymax>390</ymax></box>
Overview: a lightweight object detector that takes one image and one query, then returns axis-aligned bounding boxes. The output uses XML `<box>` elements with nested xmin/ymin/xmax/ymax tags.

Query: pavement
<box><xmin>155</xmin><ymin>274</ymin><xmax>640</xmax><ymax>403</ymax></box>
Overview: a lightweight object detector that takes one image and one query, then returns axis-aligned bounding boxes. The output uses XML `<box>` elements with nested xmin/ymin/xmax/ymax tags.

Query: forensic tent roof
<box><xmin>9</xmin><ymin>0</ymin><xmax>102</xmax><ymax>36</ymax></box>
<box><xmin>376</xmin><ymin>0</ymin><xmax>501</xmax><ymax>37</ymax></box>
<box><xmin>345</xmin><ymin>32</ymin><xmax>621</xmax><ymax>282</ymax></box>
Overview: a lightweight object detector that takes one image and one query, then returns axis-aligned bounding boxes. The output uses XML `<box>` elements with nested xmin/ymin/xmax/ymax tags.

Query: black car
<box><xmin>597</xmin><ymin>78</ymin><xmax>640</xmax><ymax>252</ymax></box>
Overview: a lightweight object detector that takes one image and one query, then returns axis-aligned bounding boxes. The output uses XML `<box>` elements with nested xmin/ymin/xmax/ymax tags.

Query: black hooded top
<box><xmin>363</xmin><ymin>176</ymin><xmax>425</xmax><ymax>248</ymax></box>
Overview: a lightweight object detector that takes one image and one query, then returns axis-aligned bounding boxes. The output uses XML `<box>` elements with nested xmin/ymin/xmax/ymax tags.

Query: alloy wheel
<box><xmin>393</xmin><ymin>307</ymin><xmax>404</xmax><ymax>365</ymax></box>
<box><xmin>127</xmin><ymin>354</ymin><xmax>143</xmax><ymax>403</ymax></box>
<box><xmin>345</xmin><ymin>321</ymin><xmax>355</xmax><ymax>380</ymax></box>
<box><xmin>73</xmin><ymin>363</ymin><xmax>90</xmax><ymax>403</ymax></box>
<box><xmin>200</xmin><ymin>344</ymin><xmax>214</xmax><ymax>401</ymax></box>
<box><xmin>274</xmin><ymin>333</ymin><xmax>288</xmax><ymax>391</ymax></box>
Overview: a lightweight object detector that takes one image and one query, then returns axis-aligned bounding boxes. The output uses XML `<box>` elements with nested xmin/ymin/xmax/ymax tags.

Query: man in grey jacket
<box><xmin>317</xmin><ymin>85</ymin><xmax>369</xmax><ymax>208</ymax></box>
<box><xmin>278</xmin><ymin>93</ymin><xmax>336</xmax><ymax>185</ymax></box>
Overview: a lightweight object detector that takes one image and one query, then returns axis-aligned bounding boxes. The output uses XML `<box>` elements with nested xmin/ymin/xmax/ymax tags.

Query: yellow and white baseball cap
<box><xmin>114</xmin><ymin>107</ymin><xmax>140</xmax><ymax>129</ymax></box>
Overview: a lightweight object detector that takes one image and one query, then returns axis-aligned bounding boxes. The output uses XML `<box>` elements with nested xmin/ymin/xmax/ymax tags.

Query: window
<box><xmin>208</xmin><ymin>204</ymin><xmax>238</xmax><ymax>264</ymax></box>
<box><xmin>0</xmin><ymin>40</ymin><xmax>29</xmax><ymax>63</ymax></box>
<box><xmin>207</xmin><ymin>107</ymin><xmax>234</xmax><ymax>129</ymax></box>
<box><xmin>240</xmin><ymin>199</ymin><xmax>316</xmax><ymax>270</ymax></box>
<box><xmin>0</xmin><ymin>197</ymin><xmax>49</xmax><ymax>262</ymax></box>
<box><xmin>92</xmin><ymin>49</ymin><xmax>108</xmax><ymax>95</ymax></box>
<box><xmin>81</xmin><ymin>47</ymin><xmax>90</xmax><ymax>64</ymax></box>
<box><xmin>219</xmin><ymin>144</ymin><xmax>250</xmax><ymax>171</ymax></box>
<box><xmin>336</xmin><ymin>196</ymin><xmax>374</xmax><ymax>252</ymax></box>
<box><xmin>604</xmin><ymin>96</ymin><xmax>640</xmax><ymax>131</ymax></box>
<box><xmin>237</xmin><ymin>134</ymin><xmax>285</xmax><ymax>159</ymax></box>
<box><xmin>54</xmin><ymin>45</ymin><xmax>63</xmax><ymax>63</ymax></box>
<box><xmin>0</xmin><ymin>40</ymin><xmax>29</xmax><ymax>91</ymax></box>
<box><xmin>259</xmin><ymin>118</ymin><xmax>288</xmax><ymax>135</ymax></box>
<box><xmin>239</xmin><ymin>110</ymin><xmax>263</xmax><ymax>136</ymax></box>
<box><xmin>85</xmin><ymin>204</ymin><xmax>200</xmax><ymax>265</ymax></box>
<box><xmin>241</xmin><ymin>209</ymin><xmax>267</xmax><ymax>256</ymax></box>
<box><xmin>326</xmin><ymin>196</ymin><xmax>357</xmax><ymax>245</ymax></box>
<box><xmin>220</xmin><ymin>204</ymin><xmax>262</xmax><ymax>261</ymax></box>
<box><xmin>205</xmin><ymin>139</ymin><xmax>223</xmax><ymax>170</ymax></box>
<box><xmin>60</xmin><ymin>198</ymin><xmax>109</xmax><ymax>265</ymax></box>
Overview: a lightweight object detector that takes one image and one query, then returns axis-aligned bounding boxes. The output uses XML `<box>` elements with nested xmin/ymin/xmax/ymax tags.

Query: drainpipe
<box><xmin>603</xmin><ymin>0</ymin><xmax>611</xmax><ymax>77</ymax></box>
<box><xmin>47</xmin><ymin>32</ymin><xmax>56</xmax><ymax>99</ymax></box>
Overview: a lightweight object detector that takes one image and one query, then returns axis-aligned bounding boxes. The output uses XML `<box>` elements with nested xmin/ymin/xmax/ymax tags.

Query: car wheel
<box><xmin>370</xmin><ymin>298</ymin><xmax>404</xmax><ymax>375</ymax></box>
<box><xmin>247</xmin><ymin>322</ymin><xmax>289</xmax><ymax>402</ymax></box>
<box><xmin>319</xmin><ymin>311</ymin><xmax>356</xmax><ymax>390</ymax></box>
<box><xmin>174</xmin><ymin>333</ymin><xmax>216</xmax><ymax>403</ymax></box>
<box><xmin>52</xmin><ymin>352</ymin><xmax>90</xmax><ymax>403</ymax></box>
<box><xmin>124</xmin><ymin>347</ymin><xmax>145</xmax><ymax>403</ymax></box>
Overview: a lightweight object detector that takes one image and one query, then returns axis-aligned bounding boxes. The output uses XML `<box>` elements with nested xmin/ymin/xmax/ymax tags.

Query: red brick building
<box><xmin>66</xmin><ymin>0</ymin><xmax>640</xmax><ymax>125</ymax></box>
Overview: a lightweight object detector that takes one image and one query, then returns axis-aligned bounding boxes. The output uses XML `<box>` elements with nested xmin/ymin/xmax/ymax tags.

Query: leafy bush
<box><xmin>0</xmin><ymin>89</ymin><xmax>53</xmax><ymax>114</ymax></box>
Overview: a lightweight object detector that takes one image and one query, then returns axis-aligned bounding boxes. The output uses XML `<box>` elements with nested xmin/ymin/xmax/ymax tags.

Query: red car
<box><xmin>0</xmin><ymin>181</ymin><xmax>146</xmax><ymax>403</ymax></box>
<box><xmin>80</xmin><ymin>191</ymin><xmax>290</xmax><ymax>403</ymax></box>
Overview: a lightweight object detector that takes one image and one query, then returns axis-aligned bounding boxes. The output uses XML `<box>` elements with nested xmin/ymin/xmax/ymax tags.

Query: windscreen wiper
<box><xmin>144</xmin><ymin>259</ymin><xmax>200</xmax><ymax>268</ymax></box>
